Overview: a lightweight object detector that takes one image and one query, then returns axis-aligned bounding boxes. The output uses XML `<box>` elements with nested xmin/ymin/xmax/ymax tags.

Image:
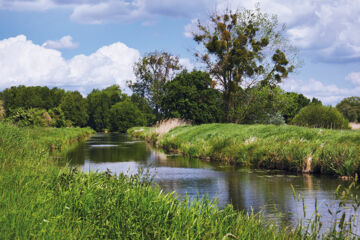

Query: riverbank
<box><xmin>128</xmin><ymin>123</ymin><xmax>360</xmax><ymax>177</ymax></box>
<box><xmin>0</xmin><ymin>122</ymin><xmax>303</xmax><ymax>239</ymax></box>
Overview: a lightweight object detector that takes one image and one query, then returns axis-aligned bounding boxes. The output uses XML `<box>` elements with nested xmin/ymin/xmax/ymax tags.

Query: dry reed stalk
<box><xmin>154</xmin><ymin>118</ymin><xmax>190</xmax><ymax>136</ymax></box>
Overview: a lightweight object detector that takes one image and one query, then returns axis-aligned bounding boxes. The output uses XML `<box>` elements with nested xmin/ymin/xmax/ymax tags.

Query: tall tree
<box><xmin>161</xmin><ymin>70</ymin><xmax>224</xmax><ymax>124</ymax></box>
<box><xmin>129</xmin><ymin>51</ymin><xmax>182</xmax><ymax>117</ymax></box>
<box><xmin>192</xmin><ymin>7</ymin><xmax>295</xmax><ymax>122</ymax></box>
<box><xmin>336</xmin><ymin>97</ymin><xmax>360</xmax><ymax>122</ymax></box>
<box><xmin>60</xmin><ymin>91</ymin><xmax>88</xmax><ymax>127</ymax></box>
<box><xmin>87</xmin><ymin>90</ymin><xmax>112</xmax><ymax>131</ymax></box>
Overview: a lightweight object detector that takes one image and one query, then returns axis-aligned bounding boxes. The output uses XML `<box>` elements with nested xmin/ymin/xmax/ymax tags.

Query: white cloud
<box><xmin>185</xmin><ymin>0</ymin><xmax>360</xmax><ymax>63</ymax></box>
<box><xmin>42</xmin><ymin>35</ymin><xmax>79</xmax><ymax>49</ymax></box>
<box><xmin>0</xmin><ymin>35</ymin><xmax>140</xmax><ymax>94</ymax></box>
<box><xmin>346</xmin><ymin>72</ymin><xmax>360</xmax><ymax>85</ymax></box>
<box><xmin>281</xmin><ymin>77</ymin><xmax>360</xmax><ymax>105</ymax></box>
<box><xmin>3</xmin><ymin>0</ymin><xmax>360</xmax><ymax>63</ymax></box>
<box><xmin>179</xmin><ymin>58</ymin><xmax>194</xmax><ymax>71</ymax></box>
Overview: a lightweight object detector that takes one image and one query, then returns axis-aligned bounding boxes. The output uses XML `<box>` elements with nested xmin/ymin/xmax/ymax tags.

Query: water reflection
<box><xmin>65</xmin><ymin>133</ymin><xmax>356</xmax><ymax>229</ymax></box>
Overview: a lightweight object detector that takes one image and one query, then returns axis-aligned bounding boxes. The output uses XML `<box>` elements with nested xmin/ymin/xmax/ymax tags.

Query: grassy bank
<box><xmin>128</xmin><ymin>123</ymin><xmax>360</xmax><ymax>177</ymax></box>
<box><xmin>0</xmin><ymin>122</ymin><xmax>303</xmax><ymax>239</ymax></box>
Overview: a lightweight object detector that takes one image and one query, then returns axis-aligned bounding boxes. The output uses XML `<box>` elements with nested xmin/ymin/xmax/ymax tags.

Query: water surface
<box><xmin>66</xmin><ymin>133</ymin><xmax>358</xmax><ymax>229</ymax></box>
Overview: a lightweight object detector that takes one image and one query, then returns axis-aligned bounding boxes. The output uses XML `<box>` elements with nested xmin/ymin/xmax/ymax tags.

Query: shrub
<box><xmin>109</xmin><ymin>100</ymin><xmax>147</xmax><ymax>132</ymax></box>
<box><xmin>291</xmin><ymin>105</ymin><xmax>349</xmax><ymax>129</ymax></box>
<box><xmin>8</xmin><ymin>107</ymin><xmax>52</xmax><ymax>127</ymax></box>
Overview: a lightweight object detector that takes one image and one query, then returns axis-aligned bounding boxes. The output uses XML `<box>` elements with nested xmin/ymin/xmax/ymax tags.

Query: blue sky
<box><xmin>0</xmin><ymin>0</ymin><xmax>360</xmax><ymax>105</ymax></box>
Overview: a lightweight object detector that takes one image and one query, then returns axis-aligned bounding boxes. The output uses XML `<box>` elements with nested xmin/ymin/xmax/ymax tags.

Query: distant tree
<box><xmin>235</xmin><ymin>86</ymin><xmax>285</xmax><ymax>124</ymax></box>
<box><xmin>130</xmin><ymin>94</ymin><xmax>156</xmax><ymax>125</ymax></box>
<box><xmin>192</xmin><ymin>7</ymin><xmax>295</xmax><ymax>122</ymax></box>
<box><xmin>87</xmin><ymin>90</ymin><xmax>112</xmax><ymax>131</ymax></box>
<box><xmin>109</xmin><ymin>100</ymin><xmax>147</xmax><ymax>132</ymax></box>
<box><xmin>1</xmin><ymin>86</ymin><xmax>65</xmax><ymax>115</ymax></box>
<box><xmin>161</xmin><ymin>70</ymin><xmax>224</xmax><ymax>124</ymax></box>
<box><xmin>129</xmin><ymin>51</ymin><xmax>182</xmax><ymax>117</ymax></box>
<box><xmin>336</xmin><ymin>97</ymin><xmax>360</xmax><ymax>122</ymax></box>
<box><xmin>102</xmin><ymin>85</ymin><xmax>124</xmax><ymax>105</ymax></box>
<box><xmin>281</xmin><ymin>92</ymin><xmax>311</xmax><ymax>123</ymax></box>
<box><xmin>292</xmin><ymin>105</ymin><xmax>349</xmax><ymax>129</ymax></box>
<box><xmin>60</xmin><ymin>91</ymin><xmax>88</xmax><ymax>127</ymax></box>
<box><xmin>311</xmin><ymin>97</ymin><xmax>322</xmax><ymax>105</ymax></box>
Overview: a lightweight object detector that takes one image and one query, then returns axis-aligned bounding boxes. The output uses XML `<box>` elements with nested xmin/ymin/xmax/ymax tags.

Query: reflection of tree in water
<box><xmin>226</xmin><ymin>171</ymin><xmax>306</xmax><ymax>226</ymax></box>
<box><xmin>65</xmin><ymin>133</ymin><xmax>348</xmax><ymax>230</ymax></box>
<box><xmin>66</xmin><ymin>133</ymin><xmax>151</xmax><ymax>165</ymax></box>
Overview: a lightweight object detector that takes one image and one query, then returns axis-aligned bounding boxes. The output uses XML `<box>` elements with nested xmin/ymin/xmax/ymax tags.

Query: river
<box><xmin>65</xmin><ymin>133</ymin><xmax>359</xmax><ymax>230</ymax></box>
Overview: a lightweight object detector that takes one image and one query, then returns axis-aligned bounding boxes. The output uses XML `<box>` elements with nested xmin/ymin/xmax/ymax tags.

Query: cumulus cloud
<box><xmin>281</xmin><ymin>77</ymin><xmax>360</xmax><ymax>105</ymax></box>
<box><xmin>186</xmin><ymin>0</ymin><xmax>360</xmax><ymax>63</ymax></box>
<box><xmin>42</xmin><ymin>35</ymin><xmax>79</xmax><ymax>49</ymax></box>
<box><xmin>3</xmin><ymin>0</ymin><xmax>360</xmax><ymax>63</ymax></box>
<box><xmin>346</xmin><ymin>72</ymin><xmax>360</xmax><ymax>86</ymax></box>
<box><xmin>0</xmin><ymin>35</ymin><xmax>140</xmax><ymax>94</ymax></box>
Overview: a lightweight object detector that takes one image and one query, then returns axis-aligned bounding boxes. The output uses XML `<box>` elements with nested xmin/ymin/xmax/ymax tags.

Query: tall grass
<box><xmin>0</xmin><ymin>121</ymin><xmax>299</xmax><ymax>239</ymax></box>
<box><xmin>128</xmin><ymin>123</ymin><xmax>360</xmax><ymax>177</ymax></box>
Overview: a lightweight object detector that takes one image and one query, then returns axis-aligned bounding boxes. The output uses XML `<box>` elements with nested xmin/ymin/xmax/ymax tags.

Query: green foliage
<box><xmin>1</xmin><ymin>85</ymin><xmax>65</xmax><ymax>115</ymax></box>
<box><xmin>292</xmin><ymin>105</ymin><xmax>349</xmax><ymax>129</ymax></box>
<box><xmin>281</xmin><ymin>92</ymin><xmax>311</xmax><ymax>123</ymax></box>
<box><xmin>129</xmin><ymin>51</ymin><xmax>182</xmax><ymax>117</ymax></box>
<box><xmin>232</xmin><ymin>86</ymin><xmax>285</xmax><ymax>124</ymax></box>
<box><xmin>336</xmin><ymin>96</ymin><xmax>360</xmax><ymax>122</ymax></box>
<box><xmin>8</xmin><ymin>107</ymin><xmax>52</xmax><ymax>127</ymax></box>
<box><xmin>60</xmin><ymin>91</ymin><xmax>89</xmax><ymax>127</ymax></box>
<box><xmin>101</xmin><ymin>84</ymin><xmax>124</xmax><ymax>105</ymax></box>
<box><xmin>161</xmin><ymin>70</ymin><xmax>225</xmax><ymax>124</ymax></box>
<box><xmin>193</xmin><ymin>8</ymin><xmax>295</xmax><ymax>121</ymax></box>
<box><xmin>48</xmin><ymin>107</ymin><xmax>66</xmax><ymax>128</ymax></box>
<box><xmin>109</xmin><ymin>100</ymin><xmax>147</xmax><ymax>132</ymax></box>
<box><xmin>130</xmin><ymin>94</ymin><xmax>156</xmax><ymax>125</ymax></box>
<box><xmin>87</xmin><ymin>89</ymin><xmax>112</xmax><ymax>131</ymax></box>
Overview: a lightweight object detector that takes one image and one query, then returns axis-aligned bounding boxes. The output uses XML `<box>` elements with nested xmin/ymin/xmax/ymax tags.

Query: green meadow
<box><xmin>128</xmin><ymin>123</ymin><xmax>360</xmax><ymax>177</ymax></box>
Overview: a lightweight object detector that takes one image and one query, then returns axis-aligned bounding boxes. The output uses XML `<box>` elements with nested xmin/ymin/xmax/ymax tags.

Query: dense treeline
<box><xmin>0</xmin><ymin>78</ymin><xmax>326</xmax><ymax>131</ymax></box>
<box><xmin>0</xmin><ymin>7</ymin><xmax>355</xmax><ymax>131</ymax></box>
<box><xmin>0</xmin><ymin>85</ymin><xmax>154</xmax><ymax>132</ymax></box>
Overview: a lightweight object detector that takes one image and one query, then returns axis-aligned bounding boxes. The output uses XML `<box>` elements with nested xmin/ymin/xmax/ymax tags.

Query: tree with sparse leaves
<box><xmin>192</xmin><ymin>7</ymin><xmax>295</xmax><ymax>122</ymax></box>
<box><xmin>129</xmin><ymin>51</ymin><xmax>182</xmax><ymax>118</ymax></box>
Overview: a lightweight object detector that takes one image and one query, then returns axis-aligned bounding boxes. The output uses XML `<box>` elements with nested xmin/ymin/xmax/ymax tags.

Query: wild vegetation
<box><xmin>292</xmin><ymin>105</ymin><xmax>349</xmax><ymax>129</ymax></box>
<box><xmin>129</xmin><ymin>123</ymin><xmax>360</xmax><ymax>177</ymax></box>
<box><xmin>0</xmin><ymin>121</ymin><xmax>300</xmax><ymax>239</ymax></box>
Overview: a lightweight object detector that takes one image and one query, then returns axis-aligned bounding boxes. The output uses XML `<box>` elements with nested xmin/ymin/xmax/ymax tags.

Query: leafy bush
<box><xmin>336</xmin><ymin>96</ymin><xmax>360</xmax><ymax>122</ymax></box>
<box><xmin>8</xmin><ymin>107</ymin><xmax>52</xmax><ymax>127</ymax></box>
<box><xmin>291</xmin><ymin>105</ymin><xmax>349</xmax><ymax>129</ymax></box>
<box><xmin>109</xmin><ymin>100</ymin><xmax>147</xmax><ymax>132</ymax></box>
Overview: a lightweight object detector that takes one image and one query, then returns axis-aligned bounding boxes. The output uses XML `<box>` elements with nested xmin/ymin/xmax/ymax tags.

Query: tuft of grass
<box><xmin>129</xmin><ymin>123</ymin><xmax>360</xmax><ymax>177</ymax></box>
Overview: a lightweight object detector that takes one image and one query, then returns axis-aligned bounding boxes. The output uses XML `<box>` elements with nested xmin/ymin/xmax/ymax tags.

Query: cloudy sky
<box><xmin>0</xmin><ymin>0</ymin><xmax>360</xmax><ymax>105</ymax></box>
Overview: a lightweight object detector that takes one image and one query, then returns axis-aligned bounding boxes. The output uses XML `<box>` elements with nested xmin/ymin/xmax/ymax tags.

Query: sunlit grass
<box><xmin>129</xmin><ymin>123</ymin><xmax>360</xmax><ymax>176</ymax></box>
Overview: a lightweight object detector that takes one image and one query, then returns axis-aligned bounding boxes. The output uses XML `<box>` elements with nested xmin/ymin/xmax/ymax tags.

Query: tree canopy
<box><xmin>161</xmin><ymin>70</ymin><xmax>224</xmax><ymax>124</ymax></box>
<box><xmin>129</xmin><ymin>51</ymin><xmax>182</xmax><ymax>117</ymax></box>
<box><xmin>336</xmin><ymin>97</ymin><xmax>360</xmax><ymax>123</ymax></box>
<box><xmin>192</xmin><ymin>8</ymin><xmax>295</xmax><ymax>122</ymax></box>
